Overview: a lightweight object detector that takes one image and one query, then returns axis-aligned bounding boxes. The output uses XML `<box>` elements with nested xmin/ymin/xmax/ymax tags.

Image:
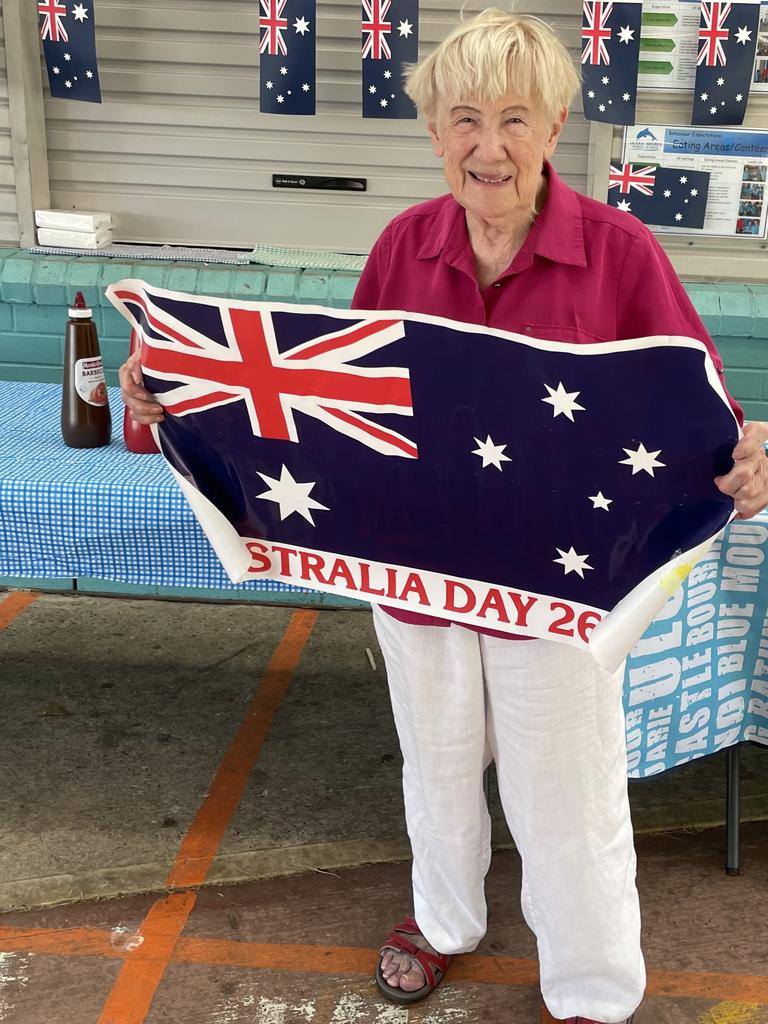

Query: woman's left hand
<box><xmin>715</xmin><ymin>421</ymin><xmax>768</xmax><ymax>520</ymax></box>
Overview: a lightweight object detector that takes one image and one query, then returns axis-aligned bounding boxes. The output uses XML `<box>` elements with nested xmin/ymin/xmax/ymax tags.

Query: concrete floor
<box><xmin>1</xmin><ymin>591</ymin><xmax>767</xmax><ymax>1023</ymax></box>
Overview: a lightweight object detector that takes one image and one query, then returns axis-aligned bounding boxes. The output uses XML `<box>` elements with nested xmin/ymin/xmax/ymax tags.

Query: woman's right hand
<box><xmin>119</xmin><ymin>350</ymin><xmax>165</xmax><ymax>424</ymax></box>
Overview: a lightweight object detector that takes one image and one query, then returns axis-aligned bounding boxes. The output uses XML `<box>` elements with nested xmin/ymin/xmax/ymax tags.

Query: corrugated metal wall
<box><xmin>43</xmin><ymin>0</ymin><xmax>588</xmax><ymax>251</ymax></box>
<box><xmin>0</xmin><ymin>7</ymin><xmax>20</xmax><ymax>246</ymax></box>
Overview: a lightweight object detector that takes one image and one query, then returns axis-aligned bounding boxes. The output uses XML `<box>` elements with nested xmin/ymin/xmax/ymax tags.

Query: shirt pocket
<box><xmin>519</xmin><ymin>322</ymin><xmax>611</xmax><ymax>345</ymax></box>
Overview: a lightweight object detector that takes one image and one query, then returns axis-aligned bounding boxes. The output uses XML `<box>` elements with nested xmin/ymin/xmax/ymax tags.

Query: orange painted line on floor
<box><xmin>95</xmin><ymin>609</ymin><xmax>319</xmax><ymax>1024</ymax></box>
<box><xmin>5</xmin><ymin>922</ymin><xmax>767</xmax><ymax>1006</ymax></box>
<box><xmin>0</xmin><ymin>591</ymin><xmax>40</xmax><ymax>630</ymax></box>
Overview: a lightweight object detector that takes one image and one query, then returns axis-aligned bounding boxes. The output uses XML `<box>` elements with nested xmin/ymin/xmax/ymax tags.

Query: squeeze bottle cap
<box><xmin>68</xmin><ymin>291</ymin><xmax>92</xmax><ymax>319</ymax></box>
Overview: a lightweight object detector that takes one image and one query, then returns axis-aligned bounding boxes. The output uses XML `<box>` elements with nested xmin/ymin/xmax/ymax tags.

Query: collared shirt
<box><xmin>352</xmin><ymin>163</ymin><xmax>743</xmax><ymax>632</ymax></box>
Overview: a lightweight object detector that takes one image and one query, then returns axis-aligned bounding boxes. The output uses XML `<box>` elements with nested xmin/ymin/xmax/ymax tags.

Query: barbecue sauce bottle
<box><xmin>61</xmin><ymin>291</ymin><xmax>112</xmax><ymax>448</ymax></box>
<box><xmin>123</xmin><ymin>329</ymin><xmax>159</xmax><ymax>454</ymax></box>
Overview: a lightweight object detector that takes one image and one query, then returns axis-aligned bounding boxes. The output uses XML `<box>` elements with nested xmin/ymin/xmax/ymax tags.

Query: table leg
<box><xmin>725</xmin><ymin>744</ymin><xmax>741</xmax><ymax>876</ymax></box>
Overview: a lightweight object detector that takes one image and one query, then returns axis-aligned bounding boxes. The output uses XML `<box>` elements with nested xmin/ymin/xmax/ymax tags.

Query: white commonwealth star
<box><xmin>616</xmin><ymin>198</ymin><xmax>631</xmax><ymax>212</ymax></box>
<box><xmin>620</xmin><ymin>442</ymin><xmax>665</xmax><ymax>476</ymax></box>
<box><xmin>601</xmin><ymin>75</ymin><xmax>609</xmax><ymax>84</ymax></box>
<box><xmin>717</xmin><ymin>76</ymin><xmax>725</xmax><ymax>86</ymax></box>
<box><xmin>554</xmin><ymin>547</ymin><xmax>594</xmax><ymax>578</ymax></box>
<box><xmin>53</xmin><ymin>66</ymin><xmax>60</xmax><ymax>74</ymax></box>
<box><xmin>598</xmin><ymin>103</ymin><xmax>606</xmax><ymax>112</ymax></box>
<box><xmin>618</xmin><ymin>25</ymin><xmax>635</xmax><ymax>43</ymax></box>
<box><xmin>398</xmin><ymin>19</ymin><xmax>413</xmax><ymax>37</ymax></box>
<box><xmin>710</xmin><ymin>106</ymin><xmax>718</xmax><ymax>115</ymax></box>
<box><xmin>589</xmin><ymin>492</ymin><xmax>613</xmax><ymax>511</ymax></box>
<box><xmin>542</xmin><ymin>382</ymin><xmax>585</xmax><ymax>421</ymax></box>
<box><xmin>700</xmin><ymin>92</ymin><xmax>708</xmax><ymax>100</ymax></box>
<box><xmin>383</xmin><ymin>69</ymin><xmax>392</xmax><ymax>79</ymax></box>
<box><xmin>472</xmin><ymin>435</ymin><xmax>511</xmax><ymax>471</ymax></box>
<box><xmin>64</xmin><ymin>52</ymin><xmax>71</xmax><ymax>60</ymax></box>
<box><xmin>72</xmin><ymin>3</ymin><xmax>88</xmax><ymax>21</ymax></box>
<box><xmin>369</xmin><ymin>85</ymin><xmax>376</xmax><ymax>93</ymax></box>
<box><xmin>380</xmin><ymin>98</ymin><xmax>388</xmax><ymax>107</ymax></box>
<box><xmin>690</xmin><ymin>188</ymin><xmax>698</xmax><ymax>196</ymax></box>
<box><xmin>256</xmin><ymin>465</ymin><xmax>329</xmax><ymax>525</ymax></box>
<box><xmin>293</xmin><ymin>16</ymin><xmax>310</xmax><ymax>34</ymax></box>
<box><xmin>679</xmin><ymin>175</ymin><xmax>687</xmax><ymax>183</ymax></box>
<box><xmin>65</xmin><ymin>80</ymin><xmax>72</xmax><ymax>88</ymax></box>
<box><xmin>86</xmin><ymin>69</ymin><xmax>93</xmax><ymax>78</ymax></box>
<box><xmin>302</xmin><ymin>83</ymin><xmax>310</xmax><ymax>92</ymax></box>
<box><xmin>674</xmin><ymin>212</ymin><xmax>683</xmax><ymax>221</ymax></box>
<box><xmin>588</xmin><ymin>89</ymin><xmax>595</xmax><ymax>98</ymax></box>
<box><xmin>622</xmin><ymin>92</ymin><xmax>630</xmax><ymax>101</ymax></box>
<box><xmin>266</xmin><ymin>80</ymin><xmax>273</xmax><ymax>89</ymax></box>
<box><xmin>663</xmin><ymin>189</ymin><xmax>671</xmax><ymax>197</ymax></box>
<box><xmin>277</xmin><ymin>94</ymin><xmax>285</xmax><ymax>103</ymax></box>
<box><xmin>736</xmin><ymin>26</ymin><xmax>752</xmax><ymax>44</ymax></box>
<box><xmin>736</xmin><ymin>93</ymin><xmax>743</xmax><ymax>102</ymax></box>
<box><xmin>280</xmin><ymin>66</ymin><xmax>288</xmax><ymax>74</ymax></box>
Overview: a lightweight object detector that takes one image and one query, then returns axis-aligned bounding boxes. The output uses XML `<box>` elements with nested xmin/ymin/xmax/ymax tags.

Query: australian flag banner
<box><xmin>692</xmin><ymin>0</ymin><xmax>761</xmax><ymax>126</ymax></box>
<box><xmin>362</xmin><ymin>0</ymin><xmax>418</xmax><ymax>119</ymax></box>
<box><xmin>106</xmin><ymin>281</ymin><xmax>740</xmax><ymax>670</ymax></box>
<box><xmin>38</xmin><ymin>0</ymin><xmax>101</xmax><ymax>103</ymax></box>
<box><xmin>581</xmin><ymin>0</ymin><xmax>642</xmax><ymax>125</ymax></box>
<box><xmin>607</xmin><ymin>163</ymin><xmax>711</xmax><ymax>229</ymax></box>
<box><xmin>259</xmin><ymin>0</ymin><xmax>315</xmax><ymax>115</ymax></box>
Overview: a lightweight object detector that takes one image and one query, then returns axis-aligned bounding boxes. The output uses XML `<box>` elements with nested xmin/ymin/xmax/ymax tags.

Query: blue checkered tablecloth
<box><xmin>0</xmin><ymin>380</ymin><xmax>308</xmax><ymax>592</ymax></box>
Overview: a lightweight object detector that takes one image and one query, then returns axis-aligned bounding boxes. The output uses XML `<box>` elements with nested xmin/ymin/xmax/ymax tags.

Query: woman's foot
<box><xmin>375</xmin><ymin>916</ymin><xmax>452</xmax><ymax>1005</ymax></box>
<box><xmin>380</xmin><ymin>928</ymin><xmax>437</xmax><ymax>991</ymax></box>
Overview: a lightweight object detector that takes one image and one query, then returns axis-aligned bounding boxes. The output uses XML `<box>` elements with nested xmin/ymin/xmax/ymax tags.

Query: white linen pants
<box><xmin>372</xmin><ymin>607</ymin><xmax>646</xmax><ymax>1023</ymax></box>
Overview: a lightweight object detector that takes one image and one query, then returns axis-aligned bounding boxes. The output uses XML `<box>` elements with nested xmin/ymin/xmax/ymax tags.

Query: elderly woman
<box><xmin>119</xmin><ymin>9</ymin><xmax>768</xmax><ymax>1023</ymax></box>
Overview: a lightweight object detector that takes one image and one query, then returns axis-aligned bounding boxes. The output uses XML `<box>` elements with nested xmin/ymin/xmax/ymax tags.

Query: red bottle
<box><xmin>123</xmin><ymin>329</ymin><xmax>159</xmax><ymax>454</ymax></box>
<box><xmin>61</xmin><ymin>292</ymin><xmax>112</xmax><ymax>448</ymax></box>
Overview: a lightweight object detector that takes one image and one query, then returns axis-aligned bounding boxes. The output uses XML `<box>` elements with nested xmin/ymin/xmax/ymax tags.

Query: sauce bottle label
<box><xmin>74</xmin><ymin>356</ymin><xmax>108</xmax><ymax>406</ymax></box>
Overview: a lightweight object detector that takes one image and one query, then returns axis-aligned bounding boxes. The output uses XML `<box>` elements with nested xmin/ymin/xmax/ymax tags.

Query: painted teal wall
<box><xmin>1</xmin><ymin>249</ymin><xmax>767</xmax><ymax>419</ymax></box>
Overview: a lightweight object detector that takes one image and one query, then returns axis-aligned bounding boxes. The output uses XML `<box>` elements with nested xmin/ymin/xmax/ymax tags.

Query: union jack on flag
<box><xmin>581</xmin><ymin>1</ymin><xmax>612</xmax><ymax>64</ymax></box>
<box><xmin>608</xmin><ymin>163</ymin><xmax>656</xmax><ymax>195</ymax></box>
<box><xmin>259</xmin><ymin>0</ymin><xmax>288</xmax><ymax>56</ymax></box>
<box><xmin>691</xmin><ymin>0</ymin><xmax>760</xmax><ymax>125</ymax></box>
<box><xmin>38</xmin><ymin>0</ymin><xmax>68</xmax><ymax>42</ymax></box>
<box><xmin>362</xmin><ymin>0</ymin><xmax>392</xmax><ymax>60</ymax></box>
<box><xmin>111</xmin><ymin>284</ymin><xmax>417</xmax><ymax>459</ymax></box>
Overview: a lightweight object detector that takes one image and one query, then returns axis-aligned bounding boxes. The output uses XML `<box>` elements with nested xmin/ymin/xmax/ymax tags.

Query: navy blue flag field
<box><xmin>607</xmin><ymin>163</ymin><xmax>711</xmax><ymax>228</ymax></box>
<box><xmin>38</xmin><ymin>0</ymin><xmax>101</xmax><ymax>103</ymax></box>
<box><xmin>362</xmin><ymin>0</ymin><xmax>418</xmax><ymax>119</ymax></box>
<box><xmin>106</xmin><ymin>281</ymin><xmax>739</xmax><ymax>663</ymax></box>
<box><xmin>259</xmin><ymin>0</ymin><xmax>315</xmax><ymax>115</ymax></box>
<box><xmin>692</xmin><ymin>0</ymin><xmax>761</xmax><ymax>125</ymax></box>
<box><xmin>581</xmin><ymin>0</ymin><xmax>642</xmax><ymax>125</ymax></box>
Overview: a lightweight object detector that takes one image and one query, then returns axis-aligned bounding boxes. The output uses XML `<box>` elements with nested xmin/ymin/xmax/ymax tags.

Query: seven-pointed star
<box><xmin>554</xmin><ymin>547</ymin><xmax>594</xmax><ymax>578</ymax></box>
<box><xmin>616</xmin><ymin>198</ymin><xmax>631</xmax><ymax>212</ymax></box>
<box><xmin>472</xmin><ymin>435</ymin><xmax>511</xmax><ymax>471</ymax></box>
<box><xmin>72</xmin><ymin>3</ymin><xmax>88</xmax><ymax>21</ymax></box>
<box><xmin>735</xmin><ymin>26</ymin><xmax>751</xmax><ymax>44</ymax></box>
<box><xmin>86</xmin><ymin>69</ymin><xmax>93</xmax><ymax>78</ymax></box>
<box><xmin>542</xmin><ymin>382</ymin><xmax>585</xmax><ymax>421</ymax></box>
<box><xmin>294</xmin><ymin>16</ymin><xmax>310</xmax><ymax>34</ymax></box>
<box><xmin>398</xmin><ymin>19</ymin><xmax>413</xmax><ymax>37</ymax></box>
<box><xmin>663</xmin><ymin>189</ymin><xmax>671</xmax><ymax>197</ymax></box>
<box><xmin>589</xmin><ymin>491</ymin><xmax>613</xmax><ymax>511</ymax></box>
<box><xmin>717</xmin><ymin>77</ymin><xmax>725</xmax><ymax>86</ymax></box>
<box><xmin>601</xmin><ymin>75</ymin><xmax>609</xmax><ymax>84</ymax></box>
<box><xmin>618</xmin><ymin>25</ymin><xmax>635</xmax><ymax>43</ymax></box>
<box><xmin>619</xmin><ymin>442</ymin><xmax>665</xmax><ymax>476</ymax></box>
<box><xmin>256</xmin><ymin>465</ymin><xmax>329</xmax><ymax>525</ymax></box>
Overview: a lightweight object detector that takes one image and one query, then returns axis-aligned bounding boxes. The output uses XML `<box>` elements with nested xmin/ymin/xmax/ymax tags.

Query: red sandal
<box><xmin>375</xmin><ymin>916</ymin><xmax>452</xmax><ymax>1006</ymax></box>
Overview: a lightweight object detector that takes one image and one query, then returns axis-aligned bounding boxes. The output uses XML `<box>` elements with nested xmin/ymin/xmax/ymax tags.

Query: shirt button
<box><xmin>493</xmin><ymin>282</ymin><xmax>501</xmax><ymax>288</ymax></box>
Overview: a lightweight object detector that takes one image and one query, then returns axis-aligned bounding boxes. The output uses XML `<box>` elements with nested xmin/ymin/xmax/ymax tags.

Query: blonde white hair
<box><xmin>405</xmin><ymin>8</ymin><xmax>580</xmax><ymax>118</ymax></box>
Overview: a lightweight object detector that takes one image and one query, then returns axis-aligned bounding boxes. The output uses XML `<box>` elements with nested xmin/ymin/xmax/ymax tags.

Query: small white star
<box><xmin>293</xmin><ymin>16</ymin><xmax>310</xmax><ymax>34</ymax></box>
<box><xmin>280</xmin><ymin>66</ymin><xmax>288</xmax><ymax>75</ymax></box>
<box><xmin>397</xmin><ymin>19</ymin><xmax>413</xmax><ymax>37</ymax></box>
<box><xmin>64</xmin><ymin>52</ymin><xmax>71</xmax><ymax>61</ymax></box>
<box><xmin>256</xmin><ymin>465</ymin><xmax>329</xmax><ymax>525</ymax></box>
<box><xmin>589</xmin><ymin>492</ymin><xmax>613</xmax><ymax>511</ymax></box>
<box><xmin>266</xmin><ymin>80</ymin><xmax>273</xmax><ymax>89</ymax></box>
<box><xmin>472</xmin><ymin>435</ymin><xmax>511</xmax><ymax>471</ymax></box>
<box><xmin>675</xmin><ymin>212</ymin><xmax>683</xmax><ymax>221</ymax></box>
<box><xmin>710</xmin><ymin>106</ymin><xmax>718</xmax><ymax>114</ymax></box>
<box><xmin>616</xmin><ymin>198</ymin><xmax>632</xmax><ymax>212</ymax></box>
<box><xmin>622</xmin><ymin>92</ymin><xmax>630</xmax><ymax>101</ymax></box>
<box><xmin>700</xmin><ymin>92</ymin><xmax>708</xmax><ymax>100</ymax></box>
<box><xmin>690</xmin><ymin>188</ymin><xmax>698</xmax><ymax>196</ymax></box>
<box><xmin>618</xmin><ymin>25</ymin><xmax>635</xmax><ymax>43</ymax></box>
<box><xmin>380</xmin><ymin>98</ymin><xmax>388</xmax><ymax>107</ymax></box>
<box><xmin>663</xmin><ymin>189</ymin><xmax>671</xmax><ymax>197</ymax></box>
<box><xmin>276</xmin><ymin>94</ymin><xmax>285</xmax><ymax>103</ymax></box>
<box><xmin>721</xmin><ymin>100</ymin><xmax>726</xmax><ymax>106</ymax></box>
<box><xmin>368</xmin><ymin>85</ymin><xmax>376</xmax><ymax>93</ymax></box>
<box><xmin>302</xmin><ymin>83</ymin><xmax>310</xmax><ymax>92</ymax></box>
<box><xmin>65</xmin><ymin>80</ymin><xmax>72</xmax><ymax>88</ymax></box>
<box><xmin>86</xmin><ymin>69</ymin><xmax>93</xmax><ymax>78</ymax></box>
<box><xmin>717</xmin><ymin>76</ymin><xmax>725</xmax><ymax>86</ymax></box>
<box><xmin>620</xmin><ymin>443</ymin><xmax>665</xmax><ymax>476</ymax></box>
<box><xmin>72</xmin><ymin>3</ymin><xmax>88</xmax><ymax>21</ymax></box>
<box><xmin>601</xmin><ymin>75</ymin><xmax>610</xmax><ymax>84</ymax></box>
<box><xmin>554</xmin><ymin>547</ymin><xmax>594</xmax><ymax>578</ymax></box>
<box><xmin>679</xmin><ymin>176</ymin><xmax>687</xmax><ymax>183</ymax></box>
<box><xmin>598</xmin><ymin>103</ymin><xmax>606</xmax><ymax>112</ymax></box>
<box><xmin>542</xmin><ymin>382</ymin><xmax>585</xmax><ymax>422</ymax></box>
<box><xmin>735</xmin><ymin>26</ymin><xmax>752</xmax><ymax>44</ymax></box>
<box><xmin>287</xmin><ymin>90</ymin><xmax>292</xmax><ymax>95</ymax></box>
<box><xmin>736</xmin><ymin>93</ymin><xmax>743</xmax><ymax>102</ymax></box>
<box><xmin>53</xmin><ymin>66</ymin><xmax>60</xmax><ymax>74</ymax></box>
<box><xmin>684</xmin><ymin>198</ymin><xmax>689</xmax><ymax>204</ymax></box>
<box><xmin>588</xmin><ymin>89</ymin><xmax>595</xmax><ymax>98</ymax></box>
<box><xmin>383</xmin><ymin>70</ymin><xmax>392</xmax><ymax>79</ymax></box>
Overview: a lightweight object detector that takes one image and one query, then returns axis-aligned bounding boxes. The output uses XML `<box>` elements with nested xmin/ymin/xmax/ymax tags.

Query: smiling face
<box><xmin>427</xmin><ymin>92</ymin><xmax>566</xmax><ymax>227</ymax></box>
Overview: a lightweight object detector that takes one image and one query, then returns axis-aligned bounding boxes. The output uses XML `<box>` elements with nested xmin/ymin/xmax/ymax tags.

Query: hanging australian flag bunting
<box><xmin>581</xmin><ymin>0</ymin><xmax>642</xmax><ymax>125</ymax></box>
<box><xmin>38</xmin><ymin>0</ymin><xmax>102</xmax><ymax>103</ymax></box>
<box><xmin>259</xmin><ymin>0</ymin><xmax>316</xmax><ymax>115</ymax></box>
<box><xmin>362</xmin><ymin>0</ymin><xmax>418</xmax><ymax>119</ymax></box>
<box><xmin>691</xmin><ymin>0</ymin><xmax>761</xmax><ymax>126</ymax></box>
<box><xmin>105</xmin><ymin>280</ymin><xmax>739</xmax><ymax>670</ymax></box>
<box><xmin>607</xmin><ymin>163</ymin><xmax>711</xmax><ymax>229</ymax></box>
